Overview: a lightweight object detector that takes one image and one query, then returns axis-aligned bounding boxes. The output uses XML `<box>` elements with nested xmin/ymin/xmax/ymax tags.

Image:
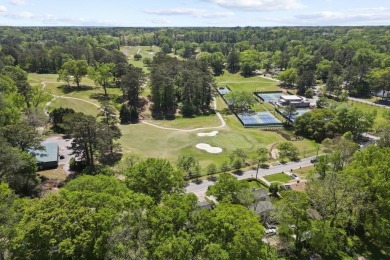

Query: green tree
<box><xmin>269</xmin><ymin>182</ymin><xmax>280</xmax><ymax>197</ymax></box>
<box><xmin>200</xmin><ymin>204</ymin><xmax>269</xmax><ymax>259</ymax></box>
<box><xmin>284</xmin><ymin>104</ymin><xmax>297</xmax><ymax>125</ymax></box>
<box><xmin>274</xmin><ymin>191</ymin><xmax>311</xmax><ymax>255</ymax></box>
<box><xmin>0</xmin><ymin>183</ymin><xmax>26</xmax><ymax>259</ymax></box>
<box><xmin>57</xmin><ymin>59</ymin><xmax>88</xmax><ymax>88</ymax></box>
<box><xmin>277</xmin><ymin>68</ymin><xmax>298</xmax><ymax>85</ymax></box>
<box><xmin>206</xmin><ymin>163</ymin><xmax>217</xmax><ymax>175</ymax></box>
<box><xmin>1</xmin><ymin>66</ymin><xmax>32</xmax><ymax>108</ymax></box>
<box><xmin>63</xmin><ymin>112</ymin><xmax>120</xmax><ymax>168</ymax></box>
<box><xmin>278</xmin><ymin>142</ymin><xmax>299</xmax><ymax>161</ymax></box>
<box><xmin>0</xmin><ymin>120</ymin><xmax>42</xmax><ymax>152</ymax></box>
<box><xmin>177</xmin><ymin>154</ymin><xmax>201</xmax><ymax>179</ymax></box>
<box><xmin>344</xmin><ymin>146</ymin><xmax>390</xmax><ymax>246</ymax></box>
<box><xmin>206</xmin><ymin>173</ymin><xmax>254</xmax><ymax>206</ymax></box>
<box><xmin>120</xmin><ymin>65</ymin><xmax>146</xmax><ymax>107</ymax></box>
<box><xmin>49</xmin><ymin>107</ymin><xmax>75</xmax><ymax>133</ymax></box>
<box><xmin>125</xmin><ymin>158</ymin><xmax>184</xmax><ymax>202</ymax></box>
<box><xmin>226</xmin><ymin>50</ymin><xmax>240</xmax><ymax>74</ymax></box>
<box><xmin>0</xmin><ymin>137</ymin><xmax>40</xmax><ymax>197</ymax></box>
<box><xmin>224</xmin><ymin>90</ymin><xmax>256</xmax><ymax>113</ymax></box>
<box><xmin>88</xmin><ymin>62</ymin><xmax>115</xmax><ymax>96</ymax></box>
<box><xmin>11</xmin><ymin>175</ymin><xmax>150</xmax><ymax>259</ymax></box>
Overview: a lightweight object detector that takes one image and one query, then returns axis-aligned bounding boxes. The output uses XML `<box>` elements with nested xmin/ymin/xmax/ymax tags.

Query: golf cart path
<box><xmin>42</xmin><ymin>82</ymin><xmax>226</xmax><ymax>132</ymax></box>
<box><xmin>41</xmin><ymin>81</ymin><xmax>101</xmax><ymax>115</ymax></box>
<box><xmin>140</xmin><ymin>98</ymin><xmax>226</xmax><ymax>132</ymax></box>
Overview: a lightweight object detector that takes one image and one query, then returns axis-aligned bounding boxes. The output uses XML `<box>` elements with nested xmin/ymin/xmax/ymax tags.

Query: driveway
<box><xmin>42</xmin><ymin>135</ymin><xmax>73</xmax><ymax>174</ymax></box>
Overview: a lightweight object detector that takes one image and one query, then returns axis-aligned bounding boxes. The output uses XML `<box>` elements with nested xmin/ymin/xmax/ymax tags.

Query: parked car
<box><xmin>291</xmin><ymin>173</ymin><xmax>298</xmax><ymax>179</ymax></box>
<box><xmin>265</xmin><ymin>228</ymin><xmax>276</xmax><ymax>235</ymax></box>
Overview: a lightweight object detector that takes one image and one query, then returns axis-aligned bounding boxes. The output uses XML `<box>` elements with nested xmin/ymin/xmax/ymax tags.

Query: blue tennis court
<box><xmin>217</xmin><ymin>86</ymin><xmax>230</xmax><ymax>96</ymax></box>
<box><xmin>290</xmin><ymin>109</ymin><xmax>311</xmax><ymax>122</ymax></box>
<box><xmin>237</xmin><ymin>112</ymin><xmax>282</xmax><ymax>127</ymax></box>
<box><xmin>256</xmin><ymin>92</ymin><xmax>283</xmax><ymax>102</ymax></box>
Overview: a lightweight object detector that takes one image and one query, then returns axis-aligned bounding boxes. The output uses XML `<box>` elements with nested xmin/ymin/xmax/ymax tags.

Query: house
<box><xmin>197</xmin><ymin>201</ymin><xmax>213</xmax><ymax>210</ymax></box>
<box><xmin>376</xmin><ymin>90</ymin><xmax>389</xmax><ymax>99</ymax></box>
<box><xmin>31</xmin><ymin>143</ymin><xmax>59</xmax><ymax>170</ymax></box>
<box><xmin>252</xmin><ymin>188</ymin><xmax>273</xmax><ymax>218</ymax></box>
<box><xmin>279</xmin><ymin>95</ymin><xmax>310</xmax><ymax>108</ymax></box>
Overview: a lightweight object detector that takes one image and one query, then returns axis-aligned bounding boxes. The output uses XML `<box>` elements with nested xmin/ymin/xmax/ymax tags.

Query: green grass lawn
<box><xmin>29</xmin><ymin>73</ymin><xmax>122</xmax><ymax>116</ymax></box>
<box><xmin>29</xmin><ymin>72</ymin><xmax>321</xmax><ymax>173</ymax></box>
<box><xmin>119</xmin><ymin>115</ymin><xmax>285</xmax><ymax>171</ymax></box>
<box><xmin>244</xmin><ymin>179</ymin><xmax>268</xmax><ymax>189</ymax></box>
<box><xmin>49</xmin><ymin>98</ymin><xmax>101</xmax><ymax>116</ymax></box>
<box><xmin>348</xmin><ymin>100</ymin><xmax>388</xmax><ymax>127</ymax></box>
<box><xmin>216</xmin><ymin>71</ymin><xmax>280</xmax><ymax>93</ymax></box>
<box><xmin>264</xmin><ymin>173</ymin><xmax>293</xmax><ymax>183</ymax></box>
<box><xmin>292</xmin><ymin>165</ymin><xmax>315</xmax><ymax>179</ymax></box>
<box><xmin>148</xmin><ymin>114</ymin><xmax>222</xmax><ymax>129</ymax></box>
<box><xmin>120</xmin><ymin>45</ymin><xmax>160</xmax><ymax>73</ymax></box>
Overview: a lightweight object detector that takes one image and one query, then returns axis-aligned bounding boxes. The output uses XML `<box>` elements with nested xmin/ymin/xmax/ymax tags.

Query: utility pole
<box><xmin>255</xmin><ymin>159</ymin><xmax>261</xmax><ymax>179</ymax></box>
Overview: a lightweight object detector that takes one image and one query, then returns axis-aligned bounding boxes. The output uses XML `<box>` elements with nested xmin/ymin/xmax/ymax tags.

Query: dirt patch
<box><xmin>271</xmin><ymin>148</ymin><xmax>279</xmax><ymax>159</ymax></box>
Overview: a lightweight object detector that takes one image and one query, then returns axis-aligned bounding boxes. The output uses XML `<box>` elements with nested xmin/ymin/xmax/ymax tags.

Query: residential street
<box><xmin>186</xmin><ymin>155</ymin><xmax>317</xmax><ymax>201</ymax></box>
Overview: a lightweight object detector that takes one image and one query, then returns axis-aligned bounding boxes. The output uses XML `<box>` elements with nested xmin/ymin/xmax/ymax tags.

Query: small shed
<box><xmin>31</xmin><ymin>143</ymin><xmax>59</xmax><ymax>170</ymax></box>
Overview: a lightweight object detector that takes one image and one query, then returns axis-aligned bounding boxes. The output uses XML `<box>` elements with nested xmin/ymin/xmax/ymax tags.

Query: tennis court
<box><xmin>237</xmin><ymin>112</ymin><xmax>282</xmax><ymax>127</ymax></box>
<box><xmin>256</xmin><ymin>92</ymin><xmax>283</xmax><ymax>102</ymax></box>
<box><xmin>290</xmin><ymin>109</ymin><xmax>311</xmax><ymax>122</ymax></box>
<box><xmin>217</xmin><ymin>86</ymin><xmax>230</xmax><ymax>96</ymax></box>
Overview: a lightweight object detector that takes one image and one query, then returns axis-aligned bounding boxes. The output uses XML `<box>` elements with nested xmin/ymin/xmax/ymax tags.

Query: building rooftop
<box><xmin>31</xmin><ymin>143</ymin><xmax>58</xmax><ymax>163</ymax></box>
<box><xmin>280</xmin><ymin>95</ymin><xmax>302</xmax><ymax>101</ymax></box>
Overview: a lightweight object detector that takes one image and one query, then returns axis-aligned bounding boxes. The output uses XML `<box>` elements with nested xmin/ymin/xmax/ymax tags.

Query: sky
<box><xmin>0</xmin><ymin>0</ymin><xmax>389</xmax><ymax>27</ymax></box>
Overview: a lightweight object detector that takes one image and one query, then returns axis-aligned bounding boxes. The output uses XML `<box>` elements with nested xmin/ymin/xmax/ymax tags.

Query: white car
<box><xmin>265</xmin><ymin>228</ymin><xmax>276</xmax><ymax>235</ymax></box>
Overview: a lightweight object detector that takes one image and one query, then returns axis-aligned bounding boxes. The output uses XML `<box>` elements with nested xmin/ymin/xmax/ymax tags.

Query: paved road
<box><xmin>186</xmin><ymin>155</ymin><xmax>317</xmax><ymax>200</ymax></box>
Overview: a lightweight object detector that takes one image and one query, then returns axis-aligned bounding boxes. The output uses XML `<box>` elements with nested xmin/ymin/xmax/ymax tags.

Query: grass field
<box><xmin>120</xmin><ymin>45</ymin><xmax>161</xmax><ymax>73</ymax></box>
<box><xmin>28</xmin><ymin>69</ymin><xmax>320</xmax><ymax>173</ymax></box>
<box><xmin>28</xmin><ymin>73</ymin><xmax>123</xmax><ymax>116</ymax></box>
<box><xmin>119</xmin><ymin>115</ymin><xmax>285</xmax><ymax>170</ymax></box>
<box><xmin>292</xmin><ymin>165</ymin><xmax>315</xmax><ymax>179</ymax></box>
<box><xmin>348</xmin><ymin>100</ymin><xmax>388</xmax><ymax>127</ymax></box>
<box><xmin>264</xmin><ymin>173</ymin><xmax>293</xmax><ymax>183</ymax></box>
<box><xmin>216</xmin><ymin>71</ymin><xmax>280</xmax><ymax>93</ymax></box>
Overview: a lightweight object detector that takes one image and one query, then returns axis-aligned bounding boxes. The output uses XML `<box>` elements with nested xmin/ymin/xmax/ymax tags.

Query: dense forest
<box><xmin>1</xmin><ymin>26</ymin><xmax>389</xmax><ymax>97</ymax></box>
<box><xmin>0</xmin><ymin>26</ymin><xmax>389</xmax><ymax>259</ymax></box>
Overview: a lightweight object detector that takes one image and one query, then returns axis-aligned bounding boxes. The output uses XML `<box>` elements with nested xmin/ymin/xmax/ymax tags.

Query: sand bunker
<box><xmin>197</xmin><ymin>131</ymin><xmax>219</xmax><ymax>137</ymax></box>
<box><xmin>196</xmin><ymin>143</ymin><xmax>222</xmax><ymax>154</ymax></box>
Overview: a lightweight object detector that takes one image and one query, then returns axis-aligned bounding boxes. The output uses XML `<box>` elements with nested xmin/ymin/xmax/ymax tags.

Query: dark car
<box><xmin>310</xmin><ymin>158</ymin><xmax>317</xmax><ymax>163</ymax></box>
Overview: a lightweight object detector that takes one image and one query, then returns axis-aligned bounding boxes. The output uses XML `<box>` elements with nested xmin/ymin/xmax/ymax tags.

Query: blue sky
<box><xmin>0</xmin><ymin>0</ymin><xmax>389</xmax><ymax>27</ymax></box>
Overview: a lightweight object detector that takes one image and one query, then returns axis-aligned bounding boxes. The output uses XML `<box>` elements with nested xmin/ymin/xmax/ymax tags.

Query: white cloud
<box><xmin>296</xmin><ymin>11</ymin><xmax>390</xmax><ymax>23</ymax></box>
<box><xmin>202</xmin><ymin>0</ymin><xmax>305</xmax><ymax>11</ymax></box>
<box><xmin>3</xmin><ymin>11</ymin><xmax>34</xmax><ymax>19</ymax></box>
<box><xmin>0</xmin><ymin>5</ymin><xmax>8</xmax><ymax>12</ymax></box>
<box><xmin>144</xmin><ymin>8</ymin><xmax>205</xmax><ymax>16</ymax></box>
<box><xmin>202</xmin><ymin>12</ymin><xmax>234</xmax><ymax>18</ymax></box>
<box><xmin>144</xmin><ymin>7</ymin><xmax>234</xmax><ymax>19</ymax></box>
<box><xmin>16</xmin><ymin>11</ymin><xmax>33</xmax><ymax>18</ymax></box>
<box><xmin>149</xmin><ymin>17</ymin><xmax>171</xmax><ymax>25</ymax></box>
<box><xmin>42</xmin><ymin>14</ymin><xmax>119</xmax><ymax>26</ymax></box>
<box><xmin>10</xmin><ymin>0</ymin><xmax>26</xmax><ymax>6</ymax></box>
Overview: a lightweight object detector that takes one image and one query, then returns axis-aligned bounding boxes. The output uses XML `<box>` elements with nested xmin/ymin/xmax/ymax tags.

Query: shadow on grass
<box><xmin>233</xmin><ymin>170</ymin><xmax>243</xmax><ymax>176</ymax></box>
<box><xmin>350</xmin><ymin>235</ymin><xmax>390</xmax><ymax>260</ymax></box>
<box><xmin>90</xmin><ymin>93</ymin><xmax>116</xmax><ymax>102</ymax></box>
<box><xmin>99</xmin><ymin>153</ymin><xmax>123</xmax><ymax>166</ymax></box>
<box><xmin>58</xmin><ymin>84</ymin><xmax>95</xmax><ymax>94</ymax></box>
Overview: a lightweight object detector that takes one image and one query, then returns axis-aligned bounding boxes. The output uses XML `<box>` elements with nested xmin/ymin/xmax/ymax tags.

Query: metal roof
<box><xmin>31</xmin><ymin>143</ymin><xmax>58</xmax><ymax>163</ymax></box>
